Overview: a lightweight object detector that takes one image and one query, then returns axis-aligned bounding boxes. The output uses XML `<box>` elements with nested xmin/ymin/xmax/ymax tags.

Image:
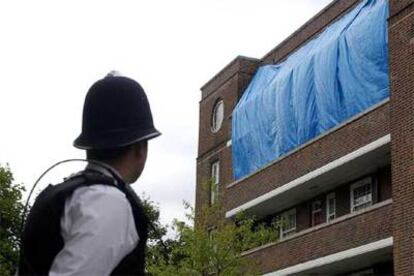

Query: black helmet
<box><xmin>74</xmin><ymin>73</ymin><xmax>161</xmax><ymax>149</ymax></box>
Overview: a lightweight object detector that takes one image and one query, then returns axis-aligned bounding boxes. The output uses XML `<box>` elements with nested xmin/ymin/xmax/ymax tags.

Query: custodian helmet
<box><xmin>74</xmin><ymin>73</ymin><xmax>161</xmax><ymax>149</ymax></box>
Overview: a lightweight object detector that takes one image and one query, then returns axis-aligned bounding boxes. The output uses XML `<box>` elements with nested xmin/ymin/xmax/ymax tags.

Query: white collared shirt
<box><xmin>49</xmin><ymin>164</ymin><xmax>139</xmax><ymax>276</ymax></box>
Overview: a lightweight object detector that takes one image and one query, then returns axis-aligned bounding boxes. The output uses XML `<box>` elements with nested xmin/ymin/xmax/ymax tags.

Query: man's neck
<box><xmin>86</xmin><ymin>161</ymin><xmax>129</xmax><ymax>183</ymax></box>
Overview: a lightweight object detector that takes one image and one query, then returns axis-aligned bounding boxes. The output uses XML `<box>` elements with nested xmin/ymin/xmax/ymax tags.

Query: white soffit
<box><xmin>225</xmin><ymin>134</ymin><xmax>391</xmax><ymax>218</ymax></box>
<box><xmin>263</xmin><ymin>237</ymin><xmax>393</xmax><ymax>276</ymax></box>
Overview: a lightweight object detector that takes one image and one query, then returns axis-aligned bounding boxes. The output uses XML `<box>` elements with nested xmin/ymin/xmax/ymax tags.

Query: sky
<box><xmin>0</xmin><ymin>0</ymin><xmax>331</xmax><ymax>230</ymax></box>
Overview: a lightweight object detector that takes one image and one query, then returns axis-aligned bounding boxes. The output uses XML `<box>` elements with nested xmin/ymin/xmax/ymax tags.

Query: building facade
<box><xmin>196</xmin><ymin>0</ymin><xmax>414</xmax><ymax>275</ymax></box>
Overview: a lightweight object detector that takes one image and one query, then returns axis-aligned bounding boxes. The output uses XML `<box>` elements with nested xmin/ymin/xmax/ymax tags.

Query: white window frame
<box><xmin>280</xmin><ymin>208</ymin><xmax>296</xmax><ymax>238</ymax></box>
<box><xmin>211</xmin><ymin>100</ymin><xmax>224</xmax><ymax>133</ymax></box>
<box><xmin>311</xmin><ymin>200</ymin><xmax>323</xmax><ymax>226</ymax></box>
<box><xmin>350</xmin><ymin>177</ymin><xmax>373</xmax><ymax>213</ymax></box>
<box><xmin>210</xmin><ymin>161</ymin><xmax>220</xmax><ymax>205</ymax></box>
<box><xmin>326</xmin><ymin>192</ymin><xmax>336</xmax><ymax>222</ymax></box>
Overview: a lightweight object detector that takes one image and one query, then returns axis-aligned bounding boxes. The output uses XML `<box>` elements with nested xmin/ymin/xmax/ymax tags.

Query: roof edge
<box><xmin>200</xmin><ymin>56</ymin><xmax>260</xmax><ymax>99</ymax></box>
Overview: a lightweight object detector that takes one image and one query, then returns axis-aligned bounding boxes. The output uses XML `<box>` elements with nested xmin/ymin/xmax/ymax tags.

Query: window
<box><xmin>210</xmin><ymin>161</ymin><xmax>220</xmax><ymax>205</ymax></box>
<box><xmin>211</xmin><ymin>100</ymin><xmax>224</xmax><ymax>133</ymax></box>
<box><xmin>280</xmin><ymin>208</ymin><xmax>296</xmax><ymax>238</ymax></box>
<box><xmin>326</xmin><ymin>192</ymin><xmax>336</xmax><ymax>222</ymax></box>
<box><xmin>311</xmin><ymin>200</ymin><xmax>324</xmax><ymax>226</ymax></box>
<box><xmin>351</xmin><ymin>177</ymin><xmax>373</xmax><ymax>212</ymax></box>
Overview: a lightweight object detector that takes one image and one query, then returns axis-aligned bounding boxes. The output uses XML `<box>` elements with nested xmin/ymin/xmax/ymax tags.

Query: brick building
<box><xmin>196</xmin><ymin>0</ymin><xmax>414</xmax><ymax>275</ymax></box>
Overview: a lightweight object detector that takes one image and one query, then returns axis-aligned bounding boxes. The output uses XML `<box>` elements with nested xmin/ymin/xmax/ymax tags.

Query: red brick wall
<box><xmin>389</xmin><ymin>1</ymin><xmax>414</xmax><ymax>275</ymax></box>
<box><xmin>225</xmin><ymin>104</ymin><xmax>390</xmax><ymax>211</ymax></box>
<box><xmin>197</xmin><ymin>74</ymin><xmax>237</xmax><ymax>157</ymax></box>
<box><xmin>196</xmin><ymin>57</ymin><xmax>259</xmax><ymax>219</ymax></box>
<box><xmin>195</xmin><ymin>146</ymin><xmax>233</xmax><ymax>213</ymax></box>
<box><xmin>198</xmin><ymin>58</ymin><xmax>259</xmax><ymax>157</ymax></box>
<box><xmin>244</xmin><ymin>203</ymin><xmax>393</xmax><ymax>274</ymax></box>
<box><xmin>389</xmin><ymin>0</ymin><xmax>414</xmax><ymax>18</ymax></box>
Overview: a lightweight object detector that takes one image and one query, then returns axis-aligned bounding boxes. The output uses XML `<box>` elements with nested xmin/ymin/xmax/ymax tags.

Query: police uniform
<box><xmin>19</xmin><ymin>74</ymin><xmax>161</xmax><ymax>275</ymax></box>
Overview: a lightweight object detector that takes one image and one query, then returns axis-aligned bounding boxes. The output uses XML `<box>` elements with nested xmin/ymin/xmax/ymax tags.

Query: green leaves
<box><xmin>145</xmin><ymin>184</ymin><xmax>280</xmax><ymax>276</ymax></box>
<box><xmin>0</xmin><ymin>164</ymin><xmax>25</xmax><ymax>276</ymax></box>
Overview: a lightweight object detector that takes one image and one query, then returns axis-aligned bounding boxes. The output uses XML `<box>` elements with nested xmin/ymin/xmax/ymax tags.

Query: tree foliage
<box><xmin>145</xmin><ymin>181</ymin><xmax>281</xmax><ymax>276</ymax></box>
<box><xmin>0</xmin><ymin>164</ymin><xmax>25</xmax><ymax>276</ymax></box>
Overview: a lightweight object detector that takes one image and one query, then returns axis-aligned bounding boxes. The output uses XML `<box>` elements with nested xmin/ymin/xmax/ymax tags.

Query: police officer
<box><xmin>19</xmin><ymin>72</ymin><xmax>161</xmax><ymax>275</ymax></box>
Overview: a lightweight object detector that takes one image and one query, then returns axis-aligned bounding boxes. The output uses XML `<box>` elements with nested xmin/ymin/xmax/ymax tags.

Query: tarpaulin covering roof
<box><xmin>232</xmin><ymin>0</ymin><xmax>389</xmax><ymax>180</ymax></box>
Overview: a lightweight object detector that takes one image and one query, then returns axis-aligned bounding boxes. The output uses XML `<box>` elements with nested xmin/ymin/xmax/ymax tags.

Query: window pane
<box><xmin>211</xmin><ymin>161</ymin><xmax>220</xmax><ymax>185</ymax></box>
<box><xmin>351</xmin><ymin>180</ymin><xmax>373</xmax><ymax>212</ymax></box>
<box><xmin>281</xmin><ymin>209</ymin><xmax>296</xmax><ymax>237</ymax></box>
<box><xmin>210</xmin><ymin>161</ymin><xmax>220</xmax><ymax>204</ymax></box>
<box><xmin>211</xmin><ymin>101</ymin><xmax>224</xmax><ymax>132</ymax></box>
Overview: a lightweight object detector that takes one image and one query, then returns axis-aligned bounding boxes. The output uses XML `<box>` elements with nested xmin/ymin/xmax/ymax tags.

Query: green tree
<box><xmin>145</xmin><ymin>181</ymin><xmax>281</xmax><ymax>276</ymax></box>
<box><xmin>0</xmin><ymin>164</ymin><xmax>25</xmax><ymax>275</ymax></box>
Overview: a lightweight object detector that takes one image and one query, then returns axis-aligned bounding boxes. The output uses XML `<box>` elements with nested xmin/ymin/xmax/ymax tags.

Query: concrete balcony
<box><xmin>226</xmin><ymin>134</ymin><xmax>390</xmax><ymax>219</ymax></box>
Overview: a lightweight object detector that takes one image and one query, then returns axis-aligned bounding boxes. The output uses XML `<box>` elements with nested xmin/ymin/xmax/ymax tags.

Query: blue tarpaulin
<box><xmin>232</xmin><ymin>0</ymin><xmax>389</xmax><ymax>180</ymax></box>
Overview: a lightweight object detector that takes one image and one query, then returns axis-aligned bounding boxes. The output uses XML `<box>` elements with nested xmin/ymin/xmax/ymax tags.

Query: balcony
<box><xmin>241</xmin><ymin>201</ymin><xmax>393</xmax><ymax>275</ymax></box>
<box><xmin>226</xmin><ymin>134</ymin><xmax>390</xmax><ymax>219</ymax></box>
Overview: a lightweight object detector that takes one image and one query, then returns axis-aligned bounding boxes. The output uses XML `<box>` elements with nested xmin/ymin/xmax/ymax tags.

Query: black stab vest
<box><xmin>18</xmin><ymin>171</ymin><xmax>148</xmax><ymax>276</ymax></box>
